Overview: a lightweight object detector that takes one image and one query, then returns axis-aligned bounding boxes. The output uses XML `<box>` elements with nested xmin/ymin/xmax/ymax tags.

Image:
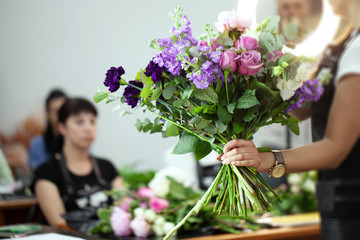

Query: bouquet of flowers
<box><xmin>94</xmin><ymin>6</ymin><xmax>323</xmax><ymax>239</ymax></box>
<box><xmin>90</xmin><ymin>167</ymin><xmax>258</xmax><ymax>238</ymax></box>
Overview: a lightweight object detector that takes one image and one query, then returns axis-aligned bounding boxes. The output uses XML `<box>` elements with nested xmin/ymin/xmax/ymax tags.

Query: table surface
<box><xmin>0</xmin><ymin>198</ymin><xmax>37</xmax><ymax>210</ymax></box>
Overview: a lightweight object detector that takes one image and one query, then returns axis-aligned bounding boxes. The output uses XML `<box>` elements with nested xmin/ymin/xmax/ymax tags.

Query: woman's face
<box><xmin>59</xmin><ymin>112</ymin><xmax>97</xmax><ymax>150</ymax></box>
<box><xmin>47</xmin><ymin>97</ymin><xmax>66</xmax><ymax>133</ymax></box>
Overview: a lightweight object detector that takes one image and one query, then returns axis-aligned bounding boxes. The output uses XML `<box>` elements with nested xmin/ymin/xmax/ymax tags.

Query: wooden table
<box><xmin>182</xmin><ymin>224</ymin><xmax>320</xmax><ymax>240</ymax></box>
<box><xmin>0</xmin><ymin>198</ymin><xmax>38</xmax><ymax>226</ymax></box>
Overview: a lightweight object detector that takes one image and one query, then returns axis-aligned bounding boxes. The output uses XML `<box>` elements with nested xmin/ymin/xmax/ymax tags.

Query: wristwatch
<box><xmin>268</xmin><ymin>150</ymin><xmax>287</xmax><ymax>178</ymax></box>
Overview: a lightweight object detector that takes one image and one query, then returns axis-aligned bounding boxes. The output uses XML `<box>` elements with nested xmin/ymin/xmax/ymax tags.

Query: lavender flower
<box><xmin>104</xmin><ymin>66</ymin><xmax>125</xmax><ymax>92</ymax></box>
<box><xmin>145</xmin><ymin>60</ymin><xmax>164</xmax><ymax>83</ymax></box>
<box><xmin>285</xmin><ymin>78</ymin><xmax>324</xmax><ymax>113</ymax></box>
<box><xmin>187</xmin><ymin>61</ymin><xmax>216</xmax><ymax>89</ymax></box>
<box><xmin>123</xmin><ymin>80</ymin><xmax>144</xmax><ymax>108</ymax></box>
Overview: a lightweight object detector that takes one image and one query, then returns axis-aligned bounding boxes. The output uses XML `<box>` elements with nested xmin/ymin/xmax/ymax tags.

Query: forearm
<box><xmin>257</xmin><ymin>138</ymin><xmax>345</xmax><ymax>173</ymax></box>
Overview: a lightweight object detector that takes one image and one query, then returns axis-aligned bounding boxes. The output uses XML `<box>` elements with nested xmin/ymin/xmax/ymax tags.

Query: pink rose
<box><xmin>267</xmin><ymin>50</ymin><xmax>284</xmax><ymax>62</ymax></box>
<box><xmin>219</xmin><ymin>49</ymin><xmax>238</xmax><ymax>72</ymax></box>
<box><xmin>235</xmin><ymin>36</ymin><xmax>260</xmax><ymax>51</ymax></box>
<box><xmin>130</xmin><ymin>216</ymin><xmax>151</xmax><ymax>238</ymax></box>
<box><xmin>119</xmin><ymin>197</ymin><xmax>133</xmax><ymax>212</ymax></box>
<box><xmin>149</xmin><ymin>197</ymin><xmax>170</xmax><ymax>214</ymax></box>
<box><xmin>237</xmin><ymin>50</ymin><xmax>264</xmax><ymax>76</ymax></box>
<box><xmin>137</xmin><ymin>187</ymin><xmax>154</xmax><ymax>199</ymax></box>
<box><xmin>110</xmin><ymin>207</ymin><xmax>132</xmax><ymax>237</ymax></box>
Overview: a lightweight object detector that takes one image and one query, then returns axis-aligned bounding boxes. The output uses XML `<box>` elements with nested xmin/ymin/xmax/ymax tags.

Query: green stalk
<box><xmin>224</xmin><ymin>70</ymin><xmax>230</xmax><ymax>105</ymax></box>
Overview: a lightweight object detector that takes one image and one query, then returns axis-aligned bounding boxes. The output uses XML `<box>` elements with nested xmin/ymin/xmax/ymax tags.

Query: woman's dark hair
<box><xmin>43</xmin><ymin>89</ymin><xmax>67</xmax><ymax>155</ymax></box>
<box><xmin>55</xmin><ymin>97</ymin><xmax>98</xmax><ymax>152</ymax></box>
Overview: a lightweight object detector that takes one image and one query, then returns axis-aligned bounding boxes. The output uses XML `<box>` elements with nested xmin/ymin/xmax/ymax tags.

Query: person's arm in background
<box><xmin>34</xmin><ymin>179</ymin><xmax>67</xmax><ymax>227</ymax></box>
<box><xmin>111</xmin><ymin>176</ymin><xmax>124</xmax><ymax>189</ymax></box>
<box><xmin>219</xmin><ymin>74</ymin><xmax>360</xmax><ymax>173</ymax></box>
<box><xmin>289</xmin><ymin>104</ymin><xmax>311</xmax><ymax>121</ymax></box>
<box><xmin>28</xmin><ymin>137</ymin><xmax>46</xmax><ymax>170</ymax></box>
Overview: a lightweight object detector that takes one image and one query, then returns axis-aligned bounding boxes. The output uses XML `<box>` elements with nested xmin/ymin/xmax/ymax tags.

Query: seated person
<box><xmin>32</xmin><ymin>97</ymin><xmax>123</xmax><ymax>229</ymax></box>
<box><xmin>29</xmin><ymin>89</ymin><xmax>67</xmax><ymax>170</ymax></box>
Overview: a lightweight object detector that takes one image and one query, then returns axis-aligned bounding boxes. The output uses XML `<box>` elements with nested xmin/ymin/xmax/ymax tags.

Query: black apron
<box><xmin>311</xmin><ymin>31</ymin><xmax>360</xmax><ymax>240</ymax></box>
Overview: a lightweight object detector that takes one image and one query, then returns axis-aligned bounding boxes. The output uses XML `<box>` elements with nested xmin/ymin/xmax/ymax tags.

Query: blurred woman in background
<box><xmin>33</xmin><ymin>97</ymin><xmax>123</xmax><ymax>229</ymax></box>
<box><xmin>28</xmin><ymin>89</ymin><xmax>67</xmax><ymax>170</ymax></box>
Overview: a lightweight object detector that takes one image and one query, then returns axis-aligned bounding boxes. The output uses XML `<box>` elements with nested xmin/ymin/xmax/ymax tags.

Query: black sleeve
<box><xmin>96</xmin><ymin>158</ymin><xmax>119</xmax><ymax>183</ymax></box>
<box><xmin>31</xmin><ymin>159</ymin><xmax>62</xmax><ymax>193</ymax></box>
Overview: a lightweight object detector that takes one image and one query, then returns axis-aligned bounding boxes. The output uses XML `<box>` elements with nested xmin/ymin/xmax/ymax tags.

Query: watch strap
<box><xmin>271</xmin><ymin>150</ymin><xmax>285</xmax><ymax>165</ymax></box>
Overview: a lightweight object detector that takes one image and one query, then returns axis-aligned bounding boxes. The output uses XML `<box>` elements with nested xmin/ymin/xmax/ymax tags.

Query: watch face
<box><xmin>272</xmin><ymin>165</ymin><xmax>286</xmax><ymax>178</ymax></box>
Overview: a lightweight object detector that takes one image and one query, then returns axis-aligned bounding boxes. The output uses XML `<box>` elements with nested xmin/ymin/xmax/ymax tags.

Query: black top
<box><xmin>33</xmin><ymin>156</ymin><xmax>119</xmax><ymax>212</ymax></box>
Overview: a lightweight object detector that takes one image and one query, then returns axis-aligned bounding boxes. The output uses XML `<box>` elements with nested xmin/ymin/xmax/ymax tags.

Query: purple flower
<box><xmin>157</xmin><ymin>37</ymin><xmax>173</xmax><ymax>48</ymax></box>
<box><xmin>285</xmin><ymin>78</ymin><xmax>324</xmax><ymax>113</ymax></box>
<box><xmin>235</xmin><ymin>36</ymin><xmax>260</xmax><ymax>51</ymax></box>
<box><xmin>123</xmin><ymin>80</ymin><xmax>143</xmax><ymax>108</ymax></box>
<box><xmin>104</xmin><ymin>66</ymin><xmax>125</xmax><ymax>92</ymax></box>
<box><xmin>236</xmin><ymin>50</ymin><xmax>264</xmax><ymax>76</ymax></box>
<box><xmin>145</xmin><ymin>60</ymin><xmax>164</xmax><ymax>83</ymax></box>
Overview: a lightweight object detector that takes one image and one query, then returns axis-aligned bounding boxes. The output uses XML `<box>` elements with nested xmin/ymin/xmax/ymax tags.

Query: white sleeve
<box><xmin>335</xmin><ymin>35</ymin><xmax>360</xmax><ymax>85</ymax></box>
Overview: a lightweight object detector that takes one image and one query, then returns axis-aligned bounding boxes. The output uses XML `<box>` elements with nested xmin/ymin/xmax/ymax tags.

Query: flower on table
<box><xmin>110</xmin><ymin>207</ymin><xmax>132</xmax><ymax>237</ymax></box>
<box><xmin>137</xmin><ymin>186</ymin><xmax>154</xmax><ymax>199</ymax></box>
<box><xmin>149</xmin><ymin>197</ymin><xmax>170</xmax><ymax>214</ymax></box>
<box><xmin>130</xmin><ymin>216</ymin><xmax>151</xmax><ymax>237</ymax></box>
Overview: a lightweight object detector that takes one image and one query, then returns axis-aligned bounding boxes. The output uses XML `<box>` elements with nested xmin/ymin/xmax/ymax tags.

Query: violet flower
<box><xmin>104</xmin><ymin>66</ymin><xmax>125</xmax><ymax>92</ymax></box>
<box><xmin>123</xmin><ymin>80</ymin><xmax>143</xmax><ymax>108</ymax></box>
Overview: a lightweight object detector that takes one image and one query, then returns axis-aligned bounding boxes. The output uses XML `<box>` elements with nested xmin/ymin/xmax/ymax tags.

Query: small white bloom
<box><xmin>163</xmin><ymin>222</ymin><xmax>176</xmax><ymax>234</ymax></box>
<box><xmin>290</xmin><ymin>185</ymin><xmax>301</xmax><ymax>194</ymax></box>
<box><xmin>303</xmin><ymin>179</ymin><xmax>316</xmax><ymax>192</ymax></box>
<box><xmin>134</xmin><ymin>208</ymin><xmax>146</xmax><ymax>218</ymax></box>
<box><xmin>149</xmin><ymin>166</ymin><xmax>190</xmax><ymax>197</ymax></box>
<box><xmin>316</xmin><ymin>67</ymin><xmax>332</xmax><ymax>85</ymax></box>
<box><xmin>276</xmin><ymin>78</ymin><xmax>302</xmax><ymax>100</ymax></box>
<box><xmin>287</xmin><ymin>173</ymin><xmax>303</xmax><ymax>185</ymax></box>
<box><xmin>154</xmin><ymin>216</ymin><xmax>165</xmax><ymax>226</ymax></box>
<box><xmin>144</xmin><ymin>209</ymin><xmax>157</xmax><ymax>223</ymax></box>
<box><xmin>152</xmin><ymin>224</ymin><xmax>164</xmax><ymax>236</ymax></box>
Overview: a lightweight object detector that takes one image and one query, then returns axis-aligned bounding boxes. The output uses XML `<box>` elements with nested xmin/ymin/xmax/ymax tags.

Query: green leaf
<box><xmin>196</xmin><ymin>120</ymin><xmax>210</xmax><ymax>129</ymax></box>
<box><xmin>94</xmin><ymin>91</ymin><xmax>109</xmax><ymax>103</ymax></box>
<box><xmin>215</xmin><ymin>120</ymin><xmax>227</xmax><ymax>133</ymax></box>
<box><xmin>284</xmin><ymin>22</ymin><xmax>298</xmax><ymax>41</ymax></box>
<box><xmin>150</xmin><ymin>124</ymin><xmax>163</xmax><ymax>134</ymax></box>
<box><xmin>243</xmin><ymin>110</ymin><xmax>255</xmax><ymax>122</ymax></box>
<box><xmin>217</xmin><ymin>105</ymin><xmax>232</xmax><ymax>125</ymax></box>
<box><xmin>233</xmin><ymin>121</ymin><xmax>245</xmax><ymax>134</ymax></box>
<box><xmin>140</xmin><ymin>87</ymin><xmax>151</xmax><ymax>98</ymax></box>
<box><xmin>287</xmin><ymin>117</ymin><xmax>300</xmax><ymax>135</ymax></box>
<box><xmin>97</xmin><ymin>208</ymin><xmax>110</xmax><ymax>222</ymax></box>
<box><xmin>181</xmin><ymin>88</ymin><xmax>193</xmax><ymax>100</ymax></box>
<box><xmin>259</xmin><ymin>32</ymin><xmax>276</xmax><ymax>54</ymax></box>
<box><xmin>236</xmin><ymin>90</ymin><xmax>260</xmax><ymax>109</ymax></box>
<box><xmin>151</xmin><ymin>87</ymin><xmax>162</xmax><ymax>101</ymax></box>
<box><xmin>203</xmin><ymin>105</ymin><xmax>217</xmax><ymax>114</ymax></box>
<box><xmin>166</xmin><ymin>124</ymin><xmax>179</xmax><ymax>137</ymax></box>
<box><xmin>163</xmin><ymin>86</ymin><xmax>176</xmax><ymax>100</ymax></box>
<box><xmin>135</xmin><ymin>119</ymin><xmax>143</xmax><ymax>131</ymax></box>
<box><xmin>168</xmin><ymin>178</ymin><xmax>186</xmax><ymax>199</ymax></box>
<box><xmin>194</xmin><ymin>140</ymin><xmax>212</xmax><ymax>161</ymax></box>
<box><xmin>190</xmin><ymin>116</ymin><xmax>202</xmax><ymax>124</ymax></box>
<box><xmin>257</xmin><ymin>147</ymin><xmax>272</xmax><ymax>152</ymax></box>
<box><xmin>172</xmin><ymin>132</ymin><xmax>198</xmax><ymax>154</ymax></box>
<box><xmin>227</xmin><ymin>102</ymin><xmax>236</xmax><ymax>113</ymax></box>
<box><xmin>173</xmin><ymin>100</ymin><xmax>183</xmax><ymax>107</ymax></box>
<box><xmin>204</xmin><ymin>125</ymin><xmax>217</xmax><ymax>135</ymax></box>
<box><xmin>192</xmin><ymin>88</ymin><xmax>218</xmax><ymax>103</ymax></box>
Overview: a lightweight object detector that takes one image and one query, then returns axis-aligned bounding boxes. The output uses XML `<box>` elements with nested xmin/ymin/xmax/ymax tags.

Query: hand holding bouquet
<box><xmin>95</xmin><ymin>6</ymin><xmax>323</xmax><ymax>239</ymax></box>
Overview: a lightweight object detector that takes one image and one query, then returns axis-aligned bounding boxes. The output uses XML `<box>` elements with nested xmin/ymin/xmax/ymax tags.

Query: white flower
<box><xmin>296</xmin><ymin>63</ymin><xmax>308</xmax><ymax>82</ymax></box>
<box><xmin>152</xmin><ymin>216</ymin><xmax>166</xmax><ymax>236</ymax></box>
<box><xmin>276</xmin><ymin>77</ymin><xmax>302</xmax><ymax>100</ymax></box>
<box><xmin>148</xmin><ymin>166</ymin><xmax>190</xmax><ymax>198</ymax></box>
<box><xmin>134</xmin><ymin>207</ymin><xmax>146</xmax><ymax>218</ymax></box>
<box><xmin>316</xmin><ymin>67</ymin><xmax>332</xmax><ymax>85</ymax></box>
<box><xmin>303</xmin><ymin>179</ymin><xmax>316</xmax><ymax>192</ymax></box>
<box><xmin>287</xmin><ymin>173</ymin><xmax>303</xmax><ymax>185</ymax></box>
<box><xmin>163</xmin><ymin>222</ymin><xmax>176</xmax><ymax>234</ymax></box>
<box><xmin>214</xmin><ymin>10</ymin><xmax>252</xmax><ymax>34</ymax></box>
<box><xmin>144</xmin><ymin>209</ymin><xmax>157</xmax><ymax>223</ymax></box>
<box><xmin>154</xmin><ymin>216</ymin><xmax>165</xmax><ymax>226</ymax></box>
<box><xmin>290</xmin><ymin>185</ymin><xmax>301</xmax><ymax>194</ymax></box>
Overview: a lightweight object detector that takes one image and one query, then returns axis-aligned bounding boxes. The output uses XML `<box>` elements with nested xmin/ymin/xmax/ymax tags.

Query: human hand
<box><xmin>216</xmin><ymin>139</ymin><xmax>261</xmax><ymax>169</ymax></box>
